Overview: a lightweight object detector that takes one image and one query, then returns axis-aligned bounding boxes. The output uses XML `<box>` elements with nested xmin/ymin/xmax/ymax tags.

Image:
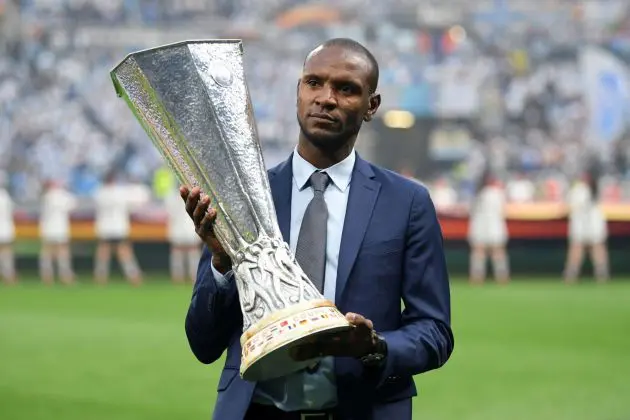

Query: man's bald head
<box><xmin>304</xmin><ymin>38</ymin><xmax>379</xmax><ymax>93</ymax></box>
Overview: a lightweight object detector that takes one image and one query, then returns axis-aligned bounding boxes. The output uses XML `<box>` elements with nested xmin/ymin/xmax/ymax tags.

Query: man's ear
<box><xmin>364</xmin><ymin>93</ymin><xmax>381</xmax><ymax>122</ymax></box>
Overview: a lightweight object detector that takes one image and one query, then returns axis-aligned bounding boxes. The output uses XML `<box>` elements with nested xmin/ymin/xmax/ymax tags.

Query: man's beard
<box><xmin>297</xmin><ymin>114</ymin><xmax>360</xmax><ymax>152</ymax></box>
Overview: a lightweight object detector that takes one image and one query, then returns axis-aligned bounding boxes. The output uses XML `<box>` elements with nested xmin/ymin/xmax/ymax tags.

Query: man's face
<box><xmin>297</xmin><ymin>46</ymin><xmax>379</xmax><ymax>151</ymax></box>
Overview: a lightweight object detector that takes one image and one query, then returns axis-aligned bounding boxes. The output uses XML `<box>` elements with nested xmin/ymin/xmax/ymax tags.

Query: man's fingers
<box><xmin>185</xmin><ymin>186</ymin><xmax>201</xmax><ymax>217</ymax></box>
<box><xmin>200</xmin><ymin>208</ymin><xmax>217</xmax><ymax>234</ymax></box>
<box><xmin>346</xmin><ymin>312</ymin><xmax>373</xmax><ymax>329</ymax></box>
<box><xmin>365</xmin><ymin>318</ymin><xmax>374</xmax><ymax>330</ymax></box>
<box><xmin>179</xmin><ymin>185</ymin><xmax>189</xmax><ymax>201</ymax></box>
<box><xmin>346</xmin><ymin>312</ymin><xmax>359</xmax><ymax>323</ymax></box>
<box><xmin>192</xmin><ymin>195</ymin><xmax>210</xmax><ymax>226</ymax></box>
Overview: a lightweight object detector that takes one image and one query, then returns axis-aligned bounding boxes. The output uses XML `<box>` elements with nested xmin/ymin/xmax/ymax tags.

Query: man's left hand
<box><xmin>290</xmin><ymin>312</ymin><xmax>379</xmax><ymax>361</ymax></box>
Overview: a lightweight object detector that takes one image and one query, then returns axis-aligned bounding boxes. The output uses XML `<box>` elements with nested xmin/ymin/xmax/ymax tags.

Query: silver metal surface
<box><xmin>110</xmin><ymin>40</ymin><xmax>322</xmax><ymax>331</ymax></box>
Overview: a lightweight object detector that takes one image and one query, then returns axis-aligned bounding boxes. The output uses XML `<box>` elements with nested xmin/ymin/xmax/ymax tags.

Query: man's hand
<box><xmin>180</xmin><ymin>185</ymin><xmax>232</xmax><ymax>274</ymax></box>
<box><xmin>290</xmin><ymin>312</ymin><xmax>380</xmax><ymax>361</ymax></box>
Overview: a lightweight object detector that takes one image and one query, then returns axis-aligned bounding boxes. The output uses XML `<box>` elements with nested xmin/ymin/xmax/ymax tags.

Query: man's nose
<box><xmin>314</xmin><ymin>86</ymin><xmax>337</xmax><ymax>109</ymax></box>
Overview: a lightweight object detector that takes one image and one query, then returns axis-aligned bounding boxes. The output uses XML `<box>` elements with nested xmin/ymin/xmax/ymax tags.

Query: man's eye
<box><xmin>305</xmin><ymin>79</ymin><xmax>319</xmax><ymax>87</ymax></box>
<box><xmin>340</xmin><ymin>85</ymin><xmax>355</xmax><ymax>94</ymax></box>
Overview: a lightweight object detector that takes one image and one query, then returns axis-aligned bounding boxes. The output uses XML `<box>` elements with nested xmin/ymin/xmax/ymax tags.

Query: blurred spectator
<box><xmin>430</xmin><ymin>176</ymin><xmax>458</xmax><ymax>209</ymax></box>
<box><xmin>93</xmin><ymin>171</ymin><xmax>143</xmax><ymax>285</ymax></box>
<box><xmin>564</xmin><ymin>169</ymin><xmax>610</xmax><ymax>283</ymax></box>
<box><xmin>467</xmin><ymin>169</ymin><xmax>510</xmax><ymax>285</ymax></box>
<box><xmin>39</xmin><ymin>179</ymin><xmax>76</xmax><ymax>285</ymax></box>
<box><xmin>0</xmin><ymin>171</ymin><xmax>16</xmax><ymax>284</ymax></box>
<box><xmin>506</xmin><ymin>172</ymin><xmax>535</xmax><ymax>203</ymax></box>
<box><xmin>164</xmin><ymin>189</ymin><xmax>201</xmax><ymax>284</ymax></box>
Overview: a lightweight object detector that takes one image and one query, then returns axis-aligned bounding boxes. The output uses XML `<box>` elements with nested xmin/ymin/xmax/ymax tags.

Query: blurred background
<box><xmin>0</xmin><ymin>1</ymin><xmax>629</xmax><ymax>419</ymax></box>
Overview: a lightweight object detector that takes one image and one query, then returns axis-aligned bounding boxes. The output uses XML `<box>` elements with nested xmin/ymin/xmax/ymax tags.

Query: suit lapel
<box><xmin>335</xmin><ymin>156</ymin><xmax>381</xmax><ymax>303</ymax></box>
<box><xmin>269</xmin><ymin>154</ymin><xmax>293</xmax><ymax>243</ymax></box>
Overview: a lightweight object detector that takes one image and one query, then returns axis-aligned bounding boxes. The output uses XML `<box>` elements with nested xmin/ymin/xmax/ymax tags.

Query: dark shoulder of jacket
<box><xmin>366</xmin><ymin>161</ymin><xmax>430</xmax><ymax>199</ymax></box>
<box><xmin>267</xmin><ymin>155</ymin><xmax>292</xmax><ymax>179</ymax></box>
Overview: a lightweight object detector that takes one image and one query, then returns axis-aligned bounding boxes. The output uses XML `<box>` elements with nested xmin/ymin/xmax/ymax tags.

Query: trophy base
<box><xmin>240</xmin><ymin>299</ymin><xmax>352</xmax><ymax>381</ymax></box>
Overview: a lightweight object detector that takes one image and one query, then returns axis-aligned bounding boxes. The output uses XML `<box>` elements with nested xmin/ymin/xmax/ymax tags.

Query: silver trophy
<box><xmin>110</xmin><ymin>40</ymin><xmax>351</xmax><ymax>381</ymax></box>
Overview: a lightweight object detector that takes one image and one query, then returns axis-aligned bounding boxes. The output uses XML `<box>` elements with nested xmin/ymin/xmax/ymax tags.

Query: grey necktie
<box><xmin>295</xmin><ymin>171</ymin><xmax>330</xmax><ymax>294</ymax></box>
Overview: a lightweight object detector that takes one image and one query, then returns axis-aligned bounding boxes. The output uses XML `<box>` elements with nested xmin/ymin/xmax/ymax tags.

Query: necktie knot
<box><xmin>309</xmin><ymin>171</ymin><xmax>330</xmax><ymax>194</ymax></box>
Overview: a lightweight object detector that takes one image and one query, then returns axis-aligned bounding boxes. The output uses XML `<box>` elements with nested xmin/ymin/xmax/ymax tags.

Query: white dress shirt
<box><xmin>212</xmin><ymin>148</ymin><xmax>355</xmax><ymax>411</ymax></box>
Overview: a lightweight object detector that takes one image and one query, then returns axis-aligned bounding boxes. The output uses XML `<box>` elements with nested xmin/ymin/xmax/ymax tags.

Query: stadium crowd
<box><xmin>2</xmin><ymin>0</ymin><xmax>630</xmax><ymax>208</ymax></box>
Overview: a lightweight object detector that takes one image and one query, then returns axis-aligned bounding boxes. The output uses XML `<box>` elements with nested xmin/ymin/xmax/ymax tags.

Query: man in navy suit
<box><xmin>181</xmin><ymin>38</ymin><xmax>454</xmax><ymax>420</ymax></box>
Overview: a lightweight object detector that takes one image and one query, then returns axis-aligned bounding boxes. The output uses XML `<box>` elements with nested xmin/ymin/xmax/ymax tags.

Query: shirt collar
<box><xmin>292</xmin><ymin>147</ymin><xmax>355</xmax><ymax>193</ymax></box>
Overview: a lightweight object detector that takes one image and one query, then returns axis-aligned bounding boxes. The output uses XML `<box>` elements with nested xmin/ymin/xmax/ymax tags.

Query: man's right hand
<box><xmin>180</xmin><ymin>185</ymin><xmax>232</xmax><ymax>274</ymax></box>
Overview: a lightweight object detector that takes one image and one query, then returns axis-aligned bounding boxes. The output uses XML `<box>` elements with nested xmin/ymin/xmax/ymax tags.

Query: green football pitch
<box><xmin>1</xmin><ymin>277</ymin><xmax>629</xmax><ymax>420</ymax></box>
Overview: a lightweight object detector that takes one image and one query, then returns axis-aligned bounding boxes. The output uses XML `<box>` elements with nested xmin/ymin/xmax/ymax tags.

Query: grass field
<box><xmin>1</xmin><ymin>277</ymin><xmax>629</xmax><ymax>420</ymax></box>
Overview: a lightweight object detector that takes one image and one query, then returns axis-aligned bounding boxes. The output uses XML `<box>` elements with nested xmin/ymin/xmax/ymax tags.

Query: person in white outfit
<box><xmin>39</xmin><ymin>180</ymin><xmax>76</xmax><ymax>285</ymax></box>
<box><xmin>0</xmin><ymin>176</ymin><xmax>17</xmax><ymax>284</ymax></box>
<box><xmin>430</xmin><ymin>176</ymin><xmax>458</xmax><ymax>209</ymax></box>
<box><xmin>165</xmin><ymin>189</ymin><xmax>201</xmax><ymax>284</ymax></box>
<box><xmin>507</xmin><ymin>173</ymin><xmax>535</xmax><ymax>203</ymax></box>
<box><xmin>467</xmin><ymin>170</ymin><xmax>510</xmax><ymax>284</ymax></box>
<box><xmin>563</xmin><ymin>170</ymin><xmax>609</xmax><ymax>283</ymax></box>
<box><xmin>93</xmin><ymin>172</ymin><xmax>143</xmax><ymax>285</ymax></box>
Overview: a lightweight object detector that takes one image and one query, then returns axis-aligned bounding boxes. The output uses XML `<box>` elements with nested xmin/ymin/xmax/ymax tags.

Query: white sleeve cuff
<box><xmin>210</xmin><ymin>261</ymin><xmax>233</xmax><ymax>288</ymax></box>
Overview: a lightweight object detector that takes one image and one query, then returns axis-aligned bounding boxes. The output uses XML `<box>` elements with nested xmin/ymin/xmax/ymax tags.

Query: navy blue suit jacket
<box><xmin>185</xmin><ymin>154</ymin><xmax>454</xmax><ymax>420</ymax></box>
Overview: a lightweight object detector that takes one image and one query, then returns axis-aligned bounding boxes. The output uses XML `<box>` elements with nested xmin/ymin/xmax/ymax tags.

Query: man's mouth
<box><xmin>309</xmin><ymin>112</ymin><xmax>337</xmax><ymax>123</ymax></box>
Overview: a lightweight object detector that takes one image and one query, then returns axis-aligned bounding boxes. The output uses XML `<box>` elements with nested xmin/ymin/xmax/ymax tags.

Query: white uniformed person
<box><xmin>93</xmin><ymin>172</ymin><xmax>143</xmax><ymax>285</ymax></box>
<box><xmin>467</xmin><ymin>170</ymin><xmax>510</xmax><ymax>284</ymax></box>
<box><xmin>564</xmin><ymin>170</ymin><xmax>609</xmax><ymax>283</ymax></box>
<box><xmin>165</xmin><ymin>189</ymin><xmax>201</xmax><ymax>284</ymax></box>
<box><xmin>39</xmin><ymin>180</ymin><xmax>76</xmax><ymax>285</ymax></box>
<box><xmin>0</xmin><ymin>173</ymin><xmax>16</xmax><ymax>284</ymax></box>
